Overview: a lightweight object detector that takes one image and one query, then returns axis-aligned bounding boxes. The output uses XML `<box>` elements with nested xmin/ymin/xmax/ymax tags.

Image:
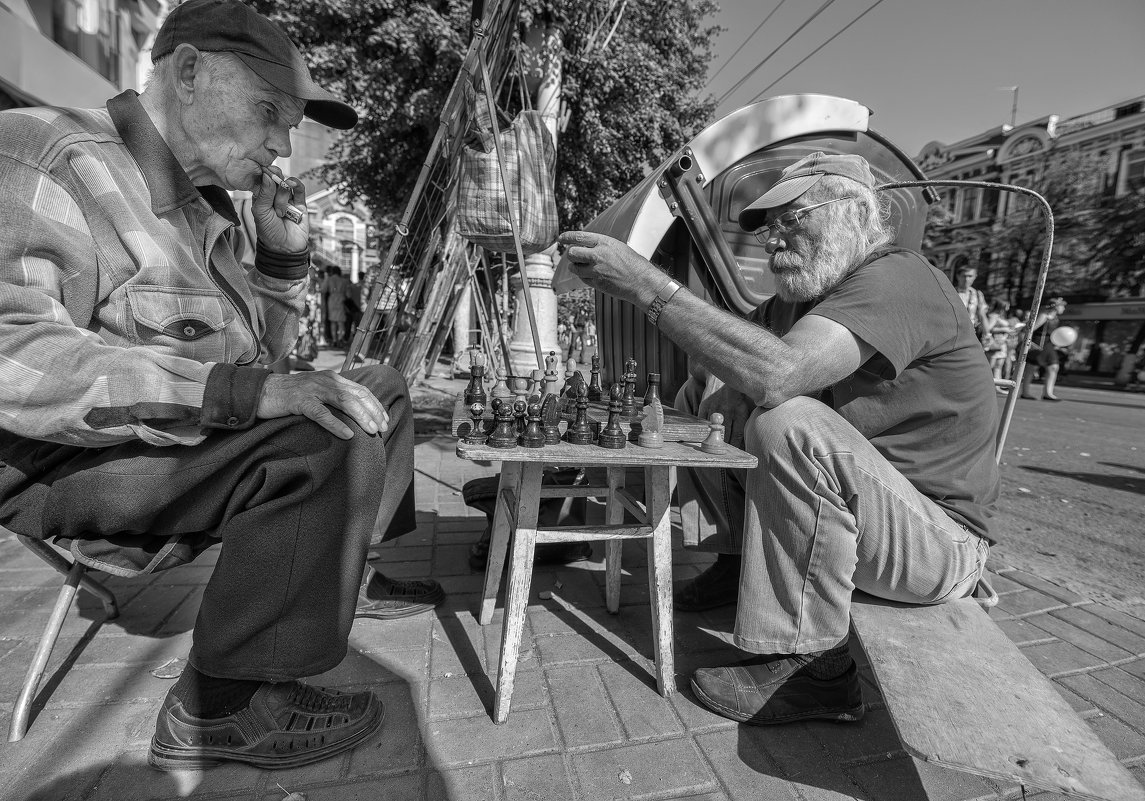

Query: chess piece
<box><xmin>491</xmin><ymin>367</ymin><xmax>513</xmax><ymax>400</ymax></box>
<box><xmin>700</xmin><ymin>412</ymin><xmax>728</xmax><ymax>454</ymax></box>
<box><xmin>529</xmin><ymin>368</ymin><xmax>545</xmax><ymax>403</ymax></box>
<box><xmin>637</xmin><ymin>396</ymin><xmax>664</xmax><ymax>448</ymax></box>
<box><xmin>464</xmin><ymin>400</ymin><xmax>488</xmax><ymax>445</ymax></box>
<box><xmin>512</xmin><ymin>397</ymin><xmax>528</xmax><ymax>437</ymax></box>
<box><xmin>566</xmin><ymin>385</ymin><xmax>595</xmax><ymax>445</ymax></box>
<box><xmin>541</xmin><ymin>395</ymin><xmax>562</xmax><ymax>445</ymax></box>
<box><xmin>543</xmin><ymin>359</ymin><xmax>560</xmax><ymax>399</ymax></box>
<box><xmin>620</xmin><ymin>357</ymin><xmax>638</xmax><ymax>418</ymax></box>
<box><xmin>644</xmin><ymin>372</ymin><xmax>661</xmax><ymax>407</ymax></box>
<box><xmin>521</xmin><ymin>400</ymin><xmax>545</xmax><ymax>448</ymax></box>
<box><xmin>587</xmin><ymin>354</ymin><xmax>603</xmax><ymax>402</ymax></box>
<box><xmin>597</xmin><ymin>383</ymin><xmax>627</xmax><ymax>449</ymax></box>
<box><xmin>545</xmin><ymin>350</ymin><xmax>560</xmax><ymax>385</ymax></box>
<box><xmin>487</xmin><ymin>398</ymin><xmax>519</xmax><ymax>449</ymax></box>
<box><xmin>464</xmin><ymin>352</ymin><xmax>487</xmax><ymax>406</ymax></box>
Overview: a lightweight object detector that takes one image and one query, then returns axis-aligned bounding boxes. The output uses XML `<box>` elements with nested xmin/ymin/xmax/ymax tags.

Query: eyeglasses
<box><xmin>752</xmin><ymin>196</ymin><xmax>855</xmax><ymax>244</ymax></box>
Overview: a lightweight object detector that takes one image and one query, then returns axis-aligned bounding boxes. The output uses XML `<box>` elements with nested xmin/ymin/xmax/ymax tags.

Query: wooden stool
<box><xmin>456</xmin><ymin>437</ymin><xmax>756</xmax><ymax>724</ymax></box>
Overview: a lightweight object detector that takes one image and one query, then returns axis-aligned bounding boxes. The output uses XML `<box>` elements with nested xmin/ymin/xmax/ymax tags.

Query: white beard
<box><xmin>769</xmin><ymin>234</ymin><xmax>861</xmax><ymax>302</ymax></box>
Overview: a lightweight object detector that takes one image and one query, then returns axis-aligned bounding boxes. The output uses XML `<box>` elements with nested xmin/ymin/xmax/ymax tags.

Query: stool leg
<box><xmin>493</xmin><ymin>462</ymin><xmax>542</xmax><ymax>724</ymax></box>
<box><xmin>9</xmin><ymin>562</ymin><xmax>84</xmax><ymax>742</ymax></box>
<box><xmin>480</xmin><ymin>461</ymin><xmax>523</xmax><ymax>625</ymax></box>
<box><xmin>604</xmin><ymin>467</ymin><xmax>624</xmax><ymax>614</ymax></box>
<box><xmin>645</xmin><ymin>466</ymin><xmax>675</xmax><ymax>697</ymax></box>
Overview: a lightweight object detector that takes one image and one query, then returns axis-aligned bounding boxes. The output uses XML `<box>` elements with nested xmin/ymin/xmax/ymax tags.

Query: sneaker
<box><xmin>355</xmin><ymin>573</ymin><xmax>445</xmax><ymax>620</ymax></box>
<box><xmin>691</xmin><ymin>655</ymin><xmax>864</xmax><ymax>725</ymax></box>
<box><xmin>148</xmin><ymin>681</ymin><xmax>383</xmax><ymax>770</ymax></box>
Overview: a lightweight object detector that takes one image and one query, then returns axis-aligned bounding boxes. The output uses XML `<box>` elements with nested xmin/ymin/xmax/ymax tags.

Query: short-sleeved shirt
<box><xmin>759</xmin><ymin>248</ymin><xmax>1001</xmax><ymax>541</ymax></box>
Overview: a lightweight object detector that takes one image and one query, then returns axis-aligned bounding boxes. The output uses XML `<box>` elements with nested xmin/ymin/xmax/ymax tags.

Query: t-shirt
<box><xmin>758</xmin><ymin>248</ymin><xmax>1001</xmax><ymax>542</ymax></box>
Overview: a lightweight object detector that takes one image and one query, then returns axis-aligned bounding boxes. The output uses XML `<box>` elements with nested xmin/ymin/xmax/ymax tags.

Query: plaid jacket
<box><xmin>0</xmin><ymin>90</ymin><xmax>308</xmax><ymax>448</ymax></box>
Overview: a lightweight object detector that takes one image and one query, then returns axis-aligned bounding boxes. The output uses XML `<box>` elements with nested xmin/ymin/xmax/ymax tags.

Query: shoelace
<box><xmin>286</xmin><ymin>683</ymin><xmax>352</xmax><ymax>713</ymax></box>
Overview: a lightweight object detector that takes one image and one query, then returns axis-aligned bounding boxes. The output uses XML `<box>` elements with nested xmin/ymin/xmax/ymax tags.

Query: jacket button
<box><xmin>227</xmin><ymin>416</ymin><xmax>239</xmax><ymax>426</ymax></box>
<box><xmin>183</xmin><ymin>325</ymin><xmax>197</xmax><ymax>337</ymax></box>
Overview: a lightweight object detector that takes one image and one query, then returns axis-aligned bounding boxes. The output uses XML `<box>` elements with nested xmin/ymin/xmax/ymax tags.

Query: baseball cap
<box><xmin>738</xmin><ymin>152</ymin><xmax>875</xmax><ymax>231</ymax></box>
<box><xmin>152</xmin><ymin>0</ymin><xmax>357</xmax><ymax>130</ymax></box>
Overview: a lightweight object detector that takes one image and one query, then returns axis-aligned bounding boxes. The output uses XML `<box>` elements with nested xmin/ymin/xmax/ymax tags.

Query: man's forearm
<box><xmin>655</xmin><ymin>289</ymin><xmax>800</xmax><ymax>407</ymax></box>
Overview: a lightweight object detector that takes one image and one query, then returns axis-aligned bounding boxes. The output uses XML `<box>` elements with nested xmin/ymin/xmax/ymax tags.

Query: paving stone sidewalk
<box><xmin>1</xmin><ymin>366</ymin><xmax>1143</xmax><ymax>801</ymax></box>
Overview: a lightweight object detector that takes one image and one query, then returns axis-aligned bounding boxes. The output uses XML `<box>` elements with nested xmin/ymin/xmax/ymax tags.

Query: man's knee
<box><xmin>744</xmin><ymin>396</ymin><xmax>837</xmax><ymax>458</ymax></box>
<box><xmin>344</xmin><ymin>364</ymin><xmax>410</xmax><ymax>410</ymax></box>
<box><xmin>674</xmin><ymin>377</ymin><xmax>705</xmax><ymax>415</ymax></box>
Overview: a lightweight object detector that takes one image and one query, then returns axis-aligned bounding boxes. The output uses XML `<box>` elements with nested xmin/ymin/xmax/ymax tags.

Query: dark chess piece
<box><xmin>522</xmin><ymin>400</ymin><xmax>545</xmax><ymax>448</ymax></box>
<box><xmin>491</xmin><ymin>367</ymin><xmax>513</xmax><ymax>400</ymax></box>
<box><xmin>644</xmin><ymin>372</ymin><xmax>661</xmax><ymax>407</ymax></box>
<box><xmin>588</xmin><ymin>354</ymin><xmax>603</xmax><ymax>402</ymax></box>
<box><xmin>464</xmin><ymin>352</ymin><xmax>487</xmax><ymax>406</ymax></box>
<box><xmin>464</xmin><ymin>400</ymin><xmax>488</xmax><ymax>445</ymax></box>
<box><xmin>512</xmin><ymin>397</ymin><xmax>528</xmax><ymax>437</ymax></box>
<box><xmin>566</xmin><ymin>385</ymin><xmax>595</xmax><ymax>445</ymax></box>
<box><xmin>597</xmin><ymin>383</ymin><xmax>627</xmax><ymax>449</ymax></box>
<box><xmin>700</xmin><ymin>412</ymin><xmax>728</xmax><ymax>454</ymax></box>
<box><xmin>620</xmin><ymin>357</ymin><xmax>638</xmax><ymax>418</ymax></box>
<box><xmin>487</xmin><ymin>398</ymin><xmax>519</xmax><ymax>449</ymax></box>
<box><xmin>541</xmin><ymin>395</ymin><xmax>562</xmax><ymax>445</ymax></box>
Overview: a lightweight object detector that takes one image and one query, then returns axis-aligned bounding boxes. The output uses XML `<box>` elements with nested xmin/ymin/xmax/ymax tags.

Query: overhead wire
<box><xmin>703</xmin><ymin>0</ymin><xmax>787</xmax><ymax>90</ymax></box>
<box><xmin>713</xmin><ymin>0</ymin><xmax>839</xmax><ymax>109</ymax></box>
<box><xmin>748</xmin><ymin>0</ymin><xmax>888</xmax><ymax>102</ymax></box>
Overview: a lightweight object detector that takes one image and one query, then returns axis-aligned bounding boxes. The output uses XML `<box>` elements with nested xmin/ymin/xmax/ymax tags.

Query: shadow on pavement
<box><xmin>1019</xmin><ymin>464</ymin><xmax>1145</xmax><ymax>496</ymax></box>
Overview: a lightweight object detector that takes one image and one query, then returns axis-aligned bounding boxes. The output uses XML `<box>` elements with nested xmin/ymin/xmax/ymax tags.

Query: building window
<box><xmin>51</xmin><ymin>0</ymin><xmax>121</xmax><ymax>86</ymax></box>
<box><xmin>1125</xmin><ymin>151</ymin><xmax>1145</xmax><ymax>192</ymax></box>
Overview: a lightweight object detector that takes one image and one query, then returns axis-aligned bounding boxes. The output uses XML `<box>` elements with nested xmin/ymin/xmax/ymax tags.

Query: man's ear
<box><xmin>169</xmin><ymin>43</ymin><xmax>203</xmax><ymax>106</ymax></box>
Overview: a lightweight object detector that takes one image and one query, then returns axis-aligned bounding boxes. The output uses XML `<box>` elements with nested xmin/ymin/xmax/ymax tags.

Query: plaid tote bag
<box><xmin>457</xmin><ymin>85</ymin><xmax>559</xmax><ymax>255</ymax></box>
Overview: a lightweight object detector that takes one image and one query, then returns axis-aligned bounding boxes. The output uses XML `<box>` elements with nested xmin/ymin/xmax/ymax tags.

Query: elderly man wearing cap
<box><xmin>560</xmin><ymin>151</ymin><xmax>999</xmax><ymax>725</ymax></box>
<box><xmin>0</xmin><ymin>0</ymin><xmax>444</xmax><ymax>770</ymax></box>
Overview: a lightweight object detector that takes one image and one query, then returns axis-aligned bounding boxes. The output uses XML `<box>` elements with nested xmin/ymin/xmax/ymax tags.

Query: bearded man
<box><xmin>560</xmin><ymin>152</ymin><xmax>999</xmax><ymax>724</ymax></box>
<box><xmin>0</xmin><ymin>0</ymin><xmax>444</xmax><ymax>770</ymax></box>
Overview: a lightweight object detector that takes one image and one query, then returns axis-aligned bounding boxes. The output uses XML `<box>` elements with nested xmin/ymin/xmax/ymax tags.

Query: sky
<box><xmin>702</xmin><ymin>0</ymin><xmax>1145</xmax><ymax>157</ymax></box>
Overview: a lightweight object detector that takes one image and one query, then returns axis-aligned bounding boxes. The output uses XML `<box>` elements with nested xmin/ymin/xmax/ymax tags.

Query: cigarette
<box><xmin>261</xmin><ymin>167</ymin><xmax>305</xmax><ymax>224</ymax></box>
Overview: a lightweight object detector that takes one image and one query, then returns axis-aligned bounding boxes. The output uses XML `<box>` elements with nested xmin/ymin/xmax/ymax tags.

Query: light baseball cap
<box><xmin>738</xmin><ymin>152</ymin><xmax>875</xmax><ymax>231</ymax></box>
<box><xmin>152</xmin><ymin>0</ymin><xmax>358</xmax><ymax>130</ymax></box>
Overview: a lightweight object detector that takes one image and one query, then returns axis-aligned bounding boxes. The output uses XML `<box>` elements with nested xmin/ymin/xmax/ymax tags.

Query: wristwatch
<box><xmin>646</xmin><ymin>278</ymin><xmax>683</xmax><ymax>326</ymax></box>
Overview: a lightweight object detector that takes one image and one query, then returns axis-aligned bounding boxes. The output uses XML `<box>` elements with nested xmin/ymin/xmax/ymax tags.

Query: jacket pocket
<box><xmin>127</xmin><ymin>285</ymin><xmax>236</xmax><ymax>361</ymax></box>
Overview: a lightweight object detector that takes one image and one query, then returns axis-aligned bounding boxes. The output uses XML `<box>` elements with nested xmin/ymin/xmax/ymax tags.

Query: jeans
<box><xmin>674</xmin><ymin>380</ymin><xmax>989</xmax><ymax>654</ymax></box>
<box><xmin>0</xmin><ymin>365</ymin><xmax>415</xmax><ymax>682</ymax></box>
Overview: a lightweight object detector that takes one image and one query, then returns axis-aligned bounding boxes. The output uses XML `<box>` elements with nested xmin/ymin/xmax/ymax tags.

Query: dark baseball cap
<box><xmin>152</xmin><ymin>0</ymin><xmax>357</xmax><ymax>130</ymax></box>
<box><xmin>738</xmin><ymin>152</ymin><xmax>874</xmax><ymax>230</ymax></box>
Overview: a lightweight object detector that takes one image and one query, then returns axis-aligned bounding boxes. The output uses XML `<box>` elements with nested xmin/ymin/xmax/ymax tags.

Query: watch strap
<box><xmin>646</xmin><ymin>278</ymin><xmax>683</xmax><ymax>326</ymax></box>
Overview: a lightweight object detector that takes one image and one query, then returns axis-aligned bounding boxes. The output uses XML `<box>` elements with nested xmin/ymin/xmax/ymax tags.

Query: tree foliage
<box><xmin>247</xmin><ymin>0</ymin><xmax>719</xmax><ymax>231</ymax></box>
<box><xmin>1086</xmin><ymin>188</ymin><xmax>1145</xmax><ymax>297</ymax></box>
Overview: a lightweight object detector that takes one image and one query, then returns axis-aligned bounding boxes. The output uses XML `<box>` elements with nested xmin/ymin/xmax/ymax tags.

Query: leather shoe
<box><xmin>674</xmin><ymin>557</ymin><xmax>740</xmax><ymax>612</ymax></box>
<box><xmin>356</xmin><ymin>573</ymin><xmax>445</xmax><ymax>620</ymax></box>
<box><xmin>691</xmin><ymin>655</ymin><xmax>864</xmax><ymax>725</ymax></box>
<box><xmin>149</xmin><ymin>681</ymin><xmax>383</xmax><ymax>770</ymax></box>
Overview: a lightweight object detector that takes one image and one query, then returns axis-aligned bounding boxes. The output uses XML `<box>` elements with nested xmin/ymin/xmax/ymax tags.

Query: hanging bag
<box><xmin>457</xmin><ymin>82</ymin><xmax>559</xmax><ymax>255</ymax></box>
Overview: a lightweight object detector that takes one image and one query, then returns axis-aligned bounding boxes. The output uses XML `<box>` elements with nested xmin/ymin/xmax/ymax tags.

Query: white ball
<box><xmin>1049</xmin><ymin>326</ymin><xmax>1078</xmax><ymax>348</ymax></box>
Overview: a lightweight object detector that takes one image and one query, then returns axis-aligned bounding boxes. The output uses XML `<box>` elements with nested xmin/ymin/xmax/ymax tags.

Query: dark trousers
<box><xmin>0</xmin><ymin>365</ymin><xmax>415</xmax><ymax>682</ymax></box>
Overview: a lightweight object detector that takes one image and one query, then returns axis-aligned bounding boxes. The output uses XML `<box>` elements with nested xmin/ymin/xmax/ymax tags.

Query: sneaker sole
<box><xmin>147</xmin><ymin>698</ymin><xmax>385</xmax><ymax>771</ymax></box>
<box><xmin>355</xmin><ymin>590</ymin><xmax>446</xmax><ymax>620</ymax></box>
<box><xmin>690</xmin><ymin>678</ymin><xmax>865</xmax><ymax>725</ymax></box>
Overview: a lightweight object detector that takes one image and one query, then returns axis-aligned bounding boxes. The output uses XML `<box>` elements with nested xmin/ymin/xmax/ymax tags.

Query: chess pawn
<box><xmin>487</xmin><ymin>398</ymin><xmax>519</xmax><ymax>449</ymax></box>
<box><xmin>529</xmin><ymin>368</ymin><xmax>545</xmax><ymax>403</ymax></box>
<box><xmin>597</xmin><ymin>383</ymin><xmax>627</xmax><ymax>449</ymax></box>
<box><xmin>587</xmin><ymin>353</ymin><xmax>603</xmax><ymax>402</ymax></box>
<box><xmin>521</xmin><ymin>400</ymin><xmax>545</xmax><ymax>448</ymax></box>
<box><xmin>541</xmin><ymin>395</ymin><xmax>562</xmax><ymax>445</ymax></box>
<box><xmin>700</xmin><ymin>412</ymin><xmax>728</xmax><ymax>454</ymax></box>
<box><xmin>491</xmin><ymin>367</ymin><xmax>513</xmax><ymax>400</ymax></box>
<box><xmin>637</xmin><ymin>396</ymin><xmax>664</xmax><ymax>449</ymax></box>
<box><xmin>566</xmin><ymin>385</ymin><xmax>595</xmax><ymax>445</ymax></box>
<box><xmin>644</xmin><ymin>372</ymin><xmax>661</xmax><ymax>407</ymax></box>
<box><xmin>512</xmin><ymin>397</ymin><xmax>528</xmax><ymax>437</ymax></box>
<box><xmin>464</xmin><ymin>359</ymin><xmax>487</xmax><ymax>406</ymax></box>
<box><xmin>464</xmin><ymin>400</ymin><xmax>488</xmax><ymax>445</ymax></box>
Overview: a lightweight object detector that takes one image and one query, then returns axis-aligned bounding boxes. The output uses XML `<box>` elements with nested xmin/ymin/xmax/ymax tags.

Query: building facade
<box><xmin>0</xmin><ymin>0</ymin><xmax>162</xmax><ymax>109</ymax></box>
<box><xmin>916</xmin><ymin>95</ymin><xmax>1145</xmax><ymax>301</ymax></box>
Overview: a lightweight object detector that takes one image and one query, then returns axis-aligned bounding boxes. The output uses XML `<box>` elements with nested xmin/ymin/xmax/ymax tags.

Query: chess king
<box><xmin>558</xmin><ymin>151</ymin><xmax>999</xmax><ymax>726</ymax></box>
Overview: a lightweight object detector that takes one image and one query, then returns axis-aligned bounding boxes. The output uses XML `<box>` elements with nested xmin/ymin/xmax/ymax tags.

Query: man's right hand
<box><xmin>256</xmin><ymin>371</ymin><xmax>388</xmax><ymax>440</ymax></box>
<box><xmin>697</xmin><ymin>383</ymin><xmax>755</xmax><ymax>449</ymax></box>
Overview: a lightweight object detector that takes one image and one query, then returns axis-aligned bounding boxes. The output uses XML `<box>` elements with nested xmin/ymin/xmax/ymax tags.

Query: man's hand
<box><xmin>559</xmin><ymin>231</ymin><xmax>671</xmax><ymax>310</ymax></box>
<box><xmin>697</xmin><ymin>382</ymin><xmax>755</xmax><ymax>449</ymax></box>
<box><xmin>251</xmin><ymin>167</ymin><xmax>309</xmax><ymax>253</ymax></box>
<box><xmin>256</xmin><ymin>371</ymin><xmax>388</xmax><ymax>440</ymax></box>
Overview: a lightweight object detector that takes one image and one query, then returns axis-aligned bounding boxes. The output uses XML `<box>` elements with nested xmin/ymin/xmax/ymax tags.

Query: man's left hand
<box><xmin>559</xmin><ymin>231</ymin><xmax>669</xmax><ymax>310</ymax></box>
<box><xmin>252</xmin><ymin>167</ymin><xmax>309</xmax><ymax>252</ymax></box>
